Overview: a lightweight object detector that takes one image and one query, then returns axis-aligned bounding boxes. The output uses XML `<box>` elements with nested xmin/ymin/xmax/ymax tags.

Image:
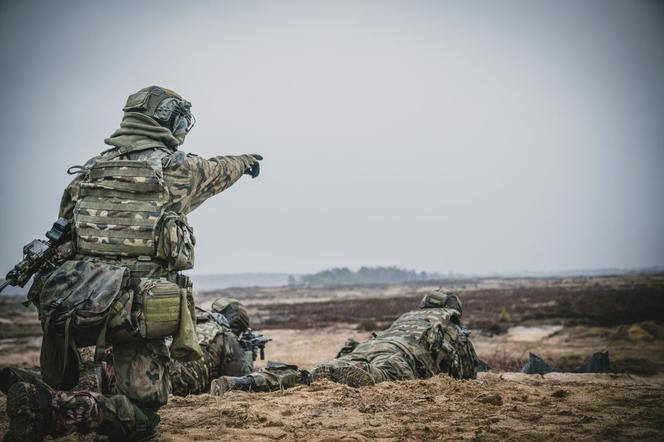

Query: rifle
<box><xmin>239</xmin><ymin>328</ymin><xmax>272</xmax><ymax>361</ymax></box>
<box><xmin>0</xmin><ymin>218</ymin><xmax>74</xmax><ymax>294</ymax></box>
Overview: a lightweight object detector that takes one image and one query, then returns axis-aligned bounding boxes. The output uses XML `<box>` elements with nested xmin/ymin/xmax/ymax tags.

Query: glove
<box><xmin>244</xmin><ymin>154</ymin><xmax>263</xmax><ymax>178</ymax></box>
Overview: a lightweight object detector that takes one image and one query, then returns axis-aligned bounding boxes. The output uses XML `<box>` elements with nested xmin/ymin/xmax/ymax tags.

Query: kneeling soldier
<box><xmin>167</xmin><ymin>298</ymin><xmax>254</xmax><ymax>396</ymax></box>
<box><xmin>3</xmin><ymin>86</ymin><xmax>262</xmax><ymax>441</ymax></box>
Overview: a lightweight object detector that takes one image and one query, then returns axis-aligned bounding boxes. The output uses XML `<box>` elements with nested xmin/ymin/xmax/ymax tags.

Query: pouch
<box><xmin>169</xmin><ymin>274</ymin><xmax>203</xmax><ymax>361</ymax></box>
<box><xmin>157</xmin><ymin>212</ymin><xmax>195</xmax><ymax>271</ymax></box>
<box><xmin>134</xmin><ymin>278</ymin><xmax>181</xmax><ymax>339</ymax></box>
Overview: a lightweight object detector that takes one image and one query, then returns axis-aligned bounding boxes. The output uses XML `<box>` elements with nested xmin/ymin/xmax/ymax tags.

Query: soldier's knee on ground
<box><xmin>112</xmin><ymin>339</ymin><xmax>170</xmax><ymax>408</ymax></box>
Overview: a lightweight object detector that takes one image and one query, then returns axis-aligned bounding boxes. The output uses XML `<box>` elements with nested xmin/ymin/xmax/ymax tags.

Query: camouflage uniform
<box><xmin>5</xmin><ymin>87</ymin><xmax>261</xmax><ymax>442</ymax></box>
<box><xmin>1</xmin><ymin>307</ymin><xmax>254</xmax><ymax>400</ymax></box>
<box><xmin>309</xmin><ymin>291</ymin><xmax>477</xmax><ymax>386</ymax></box>
<box><xmin>1</xmin><ymin>313</ymin><xmax>251</xmax><ymax>399</ymax></box>
<box><xmin>168</xmin><ymin>310</ymin><xmax>253</xmax><ymax>396</ymax></box>
<box><xmin>212</xmin><ymin>291</ymin><xmax>477</xmax><ymax>393</ymax></box>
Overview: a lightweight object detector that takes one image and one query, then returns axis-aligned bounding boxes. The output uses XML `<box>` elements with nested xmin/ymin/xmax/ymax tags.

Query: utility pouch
<box><xmin>134</xmin><ymin>278</ymin><xmax>181</xmax><ymax>339</ymax></box>
<box><xmin>169</xmin><ymin>274</ymin><xmax>203</xmax><ymax>361</ymax></box>
<box><xmin>156</xmin><ymin>212</ymin><xmax>195</xmax><ymax>271</ymax></box>
<box><xmin>176</xmin><ymin>273</ymin><xmax>196</xmax><ymax>325</ymax></box>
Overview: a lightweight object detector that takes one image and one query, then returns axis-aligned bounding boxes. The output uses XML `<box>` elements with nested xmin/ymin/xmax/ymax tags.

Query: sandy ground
<box><xmin>1</xmin><ymin>372</ymin><xmax>663</xmax><ymax>441</ymax></box>
<box><xmin>1</xmin><ymin>275</ymin><xmax>663</xmax><ymax>440</ymax></box>
<box><xmin>2</xmin><ymin>325</ymin><xmax>664</xmax><ymax>441</ymax></box>
<box><xmin>152</xmin><ymin>373</ymin><xmax>664</xmax><ymax>441</ymax></box>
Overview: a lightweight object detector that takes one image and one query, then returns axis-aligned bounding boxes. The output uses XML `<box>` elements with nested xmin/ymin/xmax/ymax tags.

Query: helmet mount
<box><xmin>123</xmin><ymin>86</ymin><xmax>195</xmax><ymax>135</ymax></box>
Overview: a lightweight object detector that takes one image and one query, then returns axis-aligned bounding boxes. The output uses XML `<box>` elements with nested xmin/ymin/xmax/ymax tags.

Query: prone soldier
<box><xmin>167</xmin><ymin>298</ymin><xmax>258</xmax><ymax>396</ymax></box>
<box><xmin>210</xmin><ymin>290</ymin><xmax>478</xmax><ymax>394</ymax></box>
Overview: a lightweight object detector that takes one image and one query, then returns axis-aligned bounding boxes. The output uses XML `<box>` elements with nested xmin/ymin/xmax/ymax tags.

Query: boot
<box><xmin>310</xmin><ymin>364</ymin><xmax>374</xmax><ymax>388</ymax></box>
<box><xmin>298</xmin><ymin>369</ymin><xmax>311</xmax><ymax>386</ymax></box>
<box><xmin>209</xmin><ymin>375</ymin><xmax>255</xmax><ymax>396</ymax></box>
<box><xmin>0</xmin><ymin>368</ymin><xmax>53</xmax><ymax>396</ymax></box>
<box><xmin>4</xmin><ymin>382</ymin><xmax>54</xmax><ymax>442</ymax></box>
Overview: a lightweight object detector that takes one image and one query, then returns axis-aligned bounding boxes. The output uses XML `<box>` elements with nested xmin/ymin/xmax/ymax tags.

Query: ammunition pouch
<box><xmin>134</xmin><ymin>278</ymin><xmax>181</xmax><ymax>339</ymax></box>
<box><xmin>128</xmin><ymin>274</ymin><xmax>201</xmax><ymax>361</ymax></box>
<box><xmin>156</xmin><ymin>212</ymin><xmax>195</xmax><ymax>271</ymax></box>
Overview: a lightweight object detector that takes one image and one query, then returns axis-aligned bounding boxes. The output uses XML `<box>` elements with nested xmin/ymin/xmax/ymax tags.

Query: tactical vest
<box><xmin>375</xmin><ymin>308</ymin><xmax>466</xmax><ymax>377</ymax></box>
<box><xmin>73</xmin><ymin>158</ymin><xmax>170</xmax><ymax>257</ymax></box>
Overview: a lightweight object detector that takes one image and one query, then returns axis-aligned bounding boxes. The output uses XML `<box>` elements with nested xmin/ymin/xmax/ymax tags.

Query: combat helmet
<box><xmin>418</xmin><ymin>290</ymin><xmax>463</xmax><ymax>314</ymax></box>
<box><xmin>123</xmin><ymin>86</ymin><xmax>195</xmax><ymax>137</ymax></box>
<box><xmin>212</xmin><ymin>298</ymin><xmax>250</xmax><ymax>336</ymax></box>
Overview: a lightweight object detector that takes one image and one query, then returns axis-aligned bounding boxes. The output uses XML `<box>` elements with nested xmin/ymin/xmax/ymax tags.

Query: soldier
<box><xmin>168</xmin><ymin>298</ymin><xmax>255</xmax><ymax>396</ymax></box>
<box><xmin>1</xmin><ymin>299</ymin><xmax>254</xmax><ymax>399</ymax></box>
<box><xmin>4</xmin><ymin>86</ymin><xmax>262</xmax><ymax>442</ymax></box>
<box><xmin>210</xmin><ymin>290</ymin><xmax>478</xmax><ymax>394</ymax></box>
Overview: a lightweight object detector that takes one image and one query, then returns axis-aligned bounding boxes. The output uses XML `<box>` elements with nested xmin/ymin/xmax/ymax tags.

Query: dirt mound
<box><xmin>152</xmin><ymin>373</ymin><xmax>664</xmax><ymax>441</ymax></box>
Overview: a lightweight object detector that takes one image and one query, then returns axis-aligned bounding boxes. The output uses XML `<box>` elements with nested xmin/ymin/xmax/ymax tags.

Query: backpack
<box><xmin>38</xmin><ymin>259</ymin><xmax>129</xmax><ymax>388</ymax></box>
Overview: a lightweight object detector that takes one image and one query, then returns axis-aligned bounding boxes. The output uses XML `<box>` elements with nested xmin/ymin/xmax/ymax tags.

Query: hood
<box><xmin>104</xmin><ymin>112</ymin><xmax>181</xmax><ymax>152</ymax></box>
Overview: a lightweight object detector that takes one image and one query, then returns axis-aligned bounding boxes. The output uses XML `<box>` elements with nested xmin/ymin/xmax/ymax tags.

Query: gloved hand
<box><xmin>244</xmin><ymin>154</ymin><xmax>263</xmax><ymax>178</ymax></box>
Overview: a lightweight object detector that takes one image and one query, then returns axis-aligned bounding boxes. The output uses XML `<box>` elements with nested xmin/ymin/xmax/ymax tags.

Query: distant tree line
<box><xmin>289</xmin><ymin>266</ymin><xmax>435</xmax><ymax>286</ymax></box>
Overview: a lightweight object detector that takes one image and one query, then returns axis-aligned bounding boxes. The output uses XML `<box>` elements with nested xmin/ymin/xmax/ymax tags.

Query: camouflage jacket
<box><xmin>59</xmin><ymin>146</ymin><xmax>255</xmax><ymax>220</ymax></box>
<box><xmin>372</xmin><ymin>307</ymin><xmax>475</xmax><ymax>377</ymax></box>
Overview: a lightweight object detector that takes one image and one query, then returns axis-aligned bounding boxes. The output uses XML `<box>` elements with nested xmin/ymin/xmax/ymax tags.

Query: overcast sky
<box><xmin>0</xmin><ymin>0</ymin><xmax>662</xmax><ymax>275</ymax></box>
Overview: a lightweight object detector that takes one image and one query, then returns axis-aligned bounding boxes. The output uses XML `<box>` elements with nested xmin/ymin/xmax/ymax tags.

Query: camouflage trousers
<box><xmin>169</xmin><ymin>332</ymin><xmax>252</xmax><ymax>396</ymax></box>
<box><xmin>311</xmin><ymin>340</ymin><xmax>417</xmax><ymax>384</ymax></box>
<box><xmin>110</xmin><ymin>339</ymin><xmax>170</xmax><ymax>409</ymax></box>
<box><xmin>246</xmin><ymin>362</ymin><xmax>307</xmax><ymax>391</ymax></box>
<box><xmin>48</xmin><ymin>390</ymin><xmax>158</xmax><ymax>440</ymax></box>
<box><xmin>2</xmin><ymin>339</ymin><xmax>169</xmax><ymax>440</ymax></box>
<box><xmin>85</xmin><ymin>339</ymin><xmax>169</xmax><ymax>439</ymax></box>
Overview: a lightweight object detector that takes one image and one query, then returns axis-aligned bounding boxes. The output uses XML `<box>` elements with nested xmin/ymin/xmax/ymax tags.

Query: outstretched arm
<box><xmin>164</xmin><ymin>153</ymin><xmax>262</xmax><ymax>214</ymax></box>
